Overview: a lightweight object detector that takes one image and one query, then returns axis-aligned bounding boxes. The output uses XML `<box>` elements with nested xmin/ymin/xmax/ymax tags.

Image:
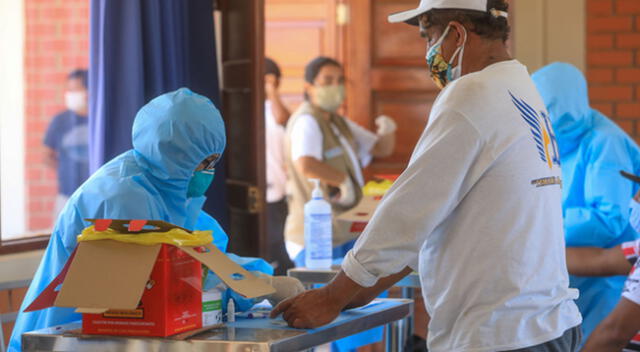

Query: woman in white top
<box><xmin>284</xmin><ymin>56</ymin><xmax>397</xmax><ymax>261</ymax></box>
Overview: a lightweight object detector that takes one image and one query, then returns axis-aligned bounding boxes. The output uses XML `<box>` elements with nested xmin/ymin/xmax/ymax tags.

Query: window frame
<box><xmin>0</xmin><ymin>235</ymin><xmax>49</xmax><ymax>255</ymax></box>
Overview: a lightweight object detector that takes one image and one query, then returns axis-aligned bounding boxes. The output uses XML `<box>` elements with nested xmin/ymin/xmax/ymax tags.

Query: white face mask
<box><xmin>65</xmin><ymin>91</ymin><xmax>87</xmax><ymax>113</ymax></box>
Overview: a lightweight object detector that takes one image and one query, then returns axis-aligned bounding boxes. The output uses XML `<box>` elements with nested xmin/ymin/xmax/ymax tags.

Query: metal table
<box><xmin>22</xmin><ymin>299</ymin><xmax>412</xmax><ymax>352</ymax></box>
<box><xmin>288</xmin><ymin>267</ymin><xmax>421</xmax><ymax>351</ymax></box>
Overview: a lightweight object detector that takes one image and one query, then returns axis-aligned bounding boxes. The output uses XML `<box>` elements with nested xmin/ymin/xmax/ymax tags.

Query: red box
<box><xmin>82</xmin><ymin>244</ymin><xmax>203</xmax><ymax>337</ymax></box>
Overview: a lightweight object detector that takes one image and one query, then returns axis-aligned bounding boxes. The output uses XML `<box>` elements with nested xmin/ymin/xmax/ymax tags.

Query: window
<box><xmin>0</xmin><ymin>0</ymin><xmax>90</xmax><ymax>249</ymax></box>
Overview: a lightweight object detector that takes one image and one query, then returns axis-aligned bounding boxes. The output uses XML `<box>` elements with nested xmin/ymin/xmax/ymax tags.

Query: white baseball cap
<box><xmin>388</xmin><ymin>0</ymin><xmax>507</xmax><ymax>26</ymax></box>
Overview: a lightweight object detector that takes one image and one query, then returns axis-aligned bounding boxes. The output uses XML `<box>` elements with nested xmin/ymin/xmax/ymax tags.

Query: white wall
<box><xmin>0</xmin><ymin>0</ymin><xmax>26</xmax><ymax>239</ymax></box>
<box><xmin>513</xmin><ymin>0</ymin><xmax>586</xmax><ymax>74</ymax></box>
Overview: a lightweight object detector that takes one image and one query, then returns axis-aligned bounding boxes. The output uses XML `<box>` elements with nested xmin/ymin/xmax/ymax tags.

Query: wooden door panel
<box><xmin>373</xmin><ymin>1</ymin><xmax>428</xmax><ymax>66</ymax></box>
<box><xmin>371</xmin><ymin>67</ymin><xmax>435</xmax><ymax>92</ymax></box>
<box><xmin>372</xmin><ymin>92</ymin><xmax>434</xmax><ymax>166</ymax></box>
<box><xmin>265</xmin><ymin>0</ymin><xmax>341</xmax><ymax>110</ymax></box>
<box><xmin>348</xmin><ymin>0</ymin><xmax>438</xmax><ymax>176</ymax></box>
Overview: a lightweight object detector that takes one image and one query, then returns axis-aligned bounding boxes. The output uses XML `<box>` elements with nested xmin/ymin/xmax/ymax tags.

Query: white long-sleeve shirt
<box><xmin>342</xmin><ymin>60</ymin><xmax>581</xmax><ymax>352</ymax></box>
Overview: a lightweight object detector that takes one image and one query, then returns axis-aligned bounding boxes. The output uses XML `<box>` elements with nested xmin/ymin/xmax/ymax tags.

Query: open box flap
<box><xmin>24</xmin><ymin>248</ymin><xmax>78</xmax><ymax>312</ymax></box>
<box><xmin>54</xmin><ymin>240</ymin><xmax>161</xmax><ymax>310</ymax></box>
<box><xmin>336</xmin><ymin>195</ymin><xmax>382</xmax><ymax>223</ymax></box>
<box><xmin>181</xmin><ymin>243</ymin><xmax>275</xmax><ymax>299</ymax></box>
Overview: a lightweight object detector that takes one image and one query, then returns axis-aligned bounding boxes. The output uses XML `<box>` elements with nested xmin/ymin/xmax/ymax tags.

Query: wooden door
<box><xmin>265</xmin><ymin>0</ymin><xmax>345</xmax><ymax>110</ymax></box>
<box><xmin>345</xmin><ymin>0</ymin><xmax>438</xmax><ymax>176</ymax></box>
<box><xmin>217</xmin><ymin>0</ymin><xmax>267</xmax><ymax>257</ymax></box>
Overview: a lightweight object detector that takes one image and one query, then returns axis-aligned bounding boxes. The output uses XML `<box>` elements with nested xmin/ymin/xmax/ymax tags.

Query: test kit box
<box><xmin>26</xmin><ymin>219</ymin><xmax>275</xmax><ymax>338</ymax></box>
<box><xmin>337</xmin><ymin>195</ymin><xmax>382</xmax><ymax>233</ymax></box>
<box><xmin>82</xmin><ymin>244</ymin><xmax>202</xmax><ymax>337</ymax></box>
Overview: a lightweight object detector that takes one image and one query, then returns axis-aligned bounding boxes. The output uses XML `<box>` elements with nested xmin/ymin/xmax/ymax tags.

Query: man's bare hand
<box><xmin>270</xmin><ymin>287</ymin><xmax>343</xmax><ymax>329</ymax></box>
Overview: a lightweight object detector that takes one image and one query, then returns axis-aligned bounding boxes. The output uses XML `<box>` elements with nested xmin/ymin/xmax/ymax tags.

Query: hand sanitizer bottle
<box><xmin>304</xmin><ymin>179</ymin><xmax>332</xmax><ymax>269</ymax></box>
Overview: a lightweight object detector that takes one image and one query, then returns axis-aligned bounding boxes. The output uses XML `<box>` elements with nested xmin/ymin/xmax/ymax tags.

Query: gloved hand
<box><xmin>375</xmin><ymin>115</ymin><xmax>397</xmax><ymax>136</ymax></box>
<box><xmin>258</xmin><ymin>274</ymin><xmax>306</xmax><ymax>306</ymax></box>
<box><xmin>336</xmin><ymin>177</ymin><xmax>357</xmax><ymax>207</ymax></box>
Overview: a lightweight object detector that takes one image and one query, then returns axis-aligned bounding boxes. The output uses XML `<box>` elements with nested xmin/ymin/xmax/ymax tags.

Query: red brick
<box><xmin>617</xmin><ymin>0</ymin><xmax>640</xmax><ymax>14</ymax></box>
<box><xmin>588</xmin><ymin>68</ymin><xmax>614</xmax><ymax>83</ymax></box>
<box><xmin>588</xmin><ymin>0</ymin><xmax>613</xmax><ymax>16</ymax></box>
<box><xmin>29</xmin><ymin>200</ymin><xmax>45</xmax><ymax>213</ymax></box>
<box><xmin>593</xmin><ymin>102</ymin><xmax>615</xmax><ymax>116</ymax></box>
<box><xmin>39</xmin><ymin>7</ymin><xmax>70</xmax><ymax>20</ymax></box>
<box><xmin>618</xmin><ymin>103</ymin><xmax>640</xmax><ymax>118</ymax></box>
<box><xmin>27</xmin><ymin>23</ymin><xmax>58</xmax><ymax>37</ymax></box>
<box><xmin>40</xmin><ymin>39</ymin><xmax>74</xmax><ymax>52</ymax></box>
<box><xmin>616</xmin><ymin>68</ymin><xmax>640</xmax><ymax>82</ymax></box>
<box><xmin>26</xmin><ymin>168</ymin><xmax>43</xmax><ymax>181</ymax></box>
<box><xmin>587</xmin><ymin>50</ymin><xmax>634</xmax><ymax>66</ymax></box>
<box><xmin>31</xmin><ymin>184</ymin><xmax>57</xmax><ymax>196</ymax></box>
<box><xmin>62</xmin><ymin>56</ymin><xmax>89</xmax><ymax>67</ymax></box>
<box><xmin>588</xmin><ymin>16</ymin><xmax>633</xmax><ymax>32</ymax></box>
<box><xmin>590</xmin><ymin>85</ymin><xmax>634</xmax><ymax>101</ymax></box>
<box><xmin>28</xmin><ymin>216</ymin><xmax>53</xmax><ymax>231</ymax></box>
<box><xmin>588</xmin><ymin>34</ymin><xmax>615</xmax><ymax>49</ymax></box>
<box><xmin>60</xmin><ymin>23</ymin><xmax>87</xmax><ymax>35</ymax></box>
<box><xmin>617</xmin><ymin>33</ymin><xmax>640</xmax><ymax>48</ymax></box>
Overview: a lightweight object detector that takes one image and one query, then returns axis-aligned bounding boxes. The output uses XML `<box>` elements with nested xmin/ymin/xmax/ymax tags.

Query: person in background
<box><xmin>9</xmin><ymin>88</ymin><xmax>302</xmax><ymax>352</ymax></box>
<box><xmin>273</xmin><ymin>1</ymin><xmax>583</xmax><ymax>351</ymax></box>
<box><xmin>44</xmin><ymin>69</ymin><xmax>90</xmax><ymax>221</ymax></box>
<box><xmin>284</xmin><ymin>56</ymin><xmax>397</xmax><ymax>262</ymax></box>
<box><xmin>566</xmin><ymin>195</ymin><xmax>640</xmax><ymax>352</ymax></box>
<box><xmin>532</xmin><ymin>62</ymin><xmax>640</xmax><ymax>345</ymax></box>
<box><xmin>264</xmin><ymin>57</ymin><xmax>295</xmax><ymax>275</ymax></box>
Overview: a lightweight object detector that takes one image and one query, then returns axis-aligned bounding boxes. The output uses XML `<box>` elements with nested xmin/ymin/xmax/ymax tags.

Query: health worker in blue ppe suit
<box><xmin>9</xmin><ymin>88</ymin><xmax>274</xmax><ymax>352</ymax></box>
<box><xmin>532</xmin><ymin>62</ymin><xmax>640</xmax><ymax>345</ymax></box>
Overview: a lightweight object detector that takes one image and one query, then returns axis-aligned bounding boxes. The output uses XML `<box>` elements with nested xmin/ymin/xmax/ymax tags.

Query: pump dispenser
<box><xmin>304</xmin><ymin>179</ymin><xmax>333</xmax><ymax>268</ymax></box>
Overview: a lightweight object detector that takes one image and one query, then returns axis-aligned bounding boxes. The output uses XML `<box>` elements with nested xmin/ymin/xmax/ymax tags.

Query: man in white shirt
<box><xmin>272</xmin><ymin>1</ymin><xmax>582</xmax><ymax>351</ymax></box>
<box><xmin>264</xmin><ymin>58</ymin><xmax>295</xmax><ymax>275</ymax></box>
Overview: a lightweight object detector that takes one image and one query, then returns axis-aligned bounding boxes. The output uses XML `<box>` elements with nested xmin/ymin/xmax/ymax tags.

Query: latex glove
<box><xmin>258</xmin><ymin>274</ymin><xmax>306</xmax><ymax>306</ymax></box>
<box><xmin>375</xmin><ymin>115</ymin><xmax>397</xmax><ymax>136</ymax></box>
<box><xmin>336</xmin><ymin>177</ymin><xmax>357</xmax><ymax>207</ymax></box>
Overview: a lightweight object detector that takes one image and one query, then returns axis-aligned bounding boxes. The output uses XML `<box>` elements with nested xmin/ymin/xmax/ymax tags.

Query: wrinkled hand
<box><xmin>270</xmin><ymin>287</ymin><xmax>343</xmax><ymax>329</ymax></box>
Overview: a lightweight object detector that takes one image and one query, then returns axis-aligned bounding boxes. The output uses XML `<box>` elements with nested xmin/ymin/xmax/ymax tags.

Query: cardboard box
<box><xmin>337</xmin><ymin>195</ymin><xmax>383</xmax><ymax>233</ymax></box>
<box><xmin>26</xmin><ymin>219</ymin><xmax>275</xmax><ymax>337</ymax></box>
<box><xmin>82</xmin><ymin>244</ymin><xmax>202</xmax><ymax>337</ymax></box>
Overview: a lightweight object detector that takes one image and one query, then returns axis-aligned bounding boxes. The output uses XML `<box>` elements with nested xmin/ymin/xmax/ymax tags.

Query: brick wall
<box><xmin>24</xmin><ymin>0</ymin><xmax>89</xmax><ymax>231</ymax></box>
<box><xmin>587</xmin><ymin>0</ymin><xmax>640</xmax><ymax>137</ymax></box>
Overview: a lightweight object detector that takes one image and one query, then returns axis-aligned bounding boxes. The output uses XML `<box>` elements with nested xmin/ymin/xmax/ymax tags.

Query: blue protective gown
<box><xmin>532</xmin><ymin>63</ymin><xmax>640</xmax><ymax>344</ymax></box>
<box><xmin>9</xmin><ymin>88</ymin><xmax>271</xmax><ymax>351</ymax></box>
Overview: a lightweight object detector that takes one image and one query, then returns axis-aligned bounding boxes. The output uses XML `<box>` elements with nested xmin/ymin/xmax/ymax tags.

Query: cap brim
<box><xmin>388</xmin><ymin>8</ymin><xmax>426</xmax><ymax>26</ymax></box>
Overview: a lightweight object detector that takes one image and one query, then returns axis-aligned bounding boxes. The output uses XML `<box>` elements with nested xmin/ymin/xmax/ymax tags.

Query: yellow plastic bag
<box><xmin>78</xmin><ymin>226</ymin><xmax>213</xmax><ymax>247</ymax></box>
<box><xmin>363</xmin><ymin>179</ymin><xmax>394</xmax><ymax>196</ymax></box>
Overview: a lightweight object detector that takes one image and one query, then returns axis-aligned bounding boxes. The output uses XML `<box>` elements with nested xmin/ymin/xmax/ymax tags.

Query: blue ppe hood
<box><xmin>532</xmin><ymin>63</ymin><xmax>592</xmax><ymax>155</ymax></box>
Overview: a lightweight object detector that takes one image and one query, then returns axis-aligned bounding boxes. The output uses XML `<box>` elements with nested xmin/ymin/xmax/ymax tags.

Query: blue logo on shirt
<box><xmin>510</xmin><ymin>92</ymin><xmax>560</xmax><ymax>169</ymax></box>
